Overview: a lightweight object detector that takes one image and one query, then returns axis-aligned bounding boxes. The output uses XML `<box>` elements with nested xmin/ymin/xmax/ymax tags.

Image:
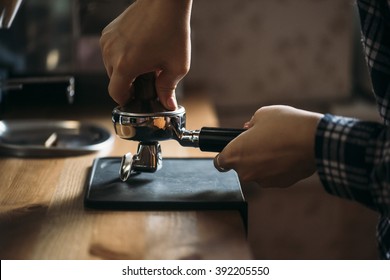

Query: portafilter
<box><xmin>112</xmin><ymin>73</ymin><xmax>244</xmax><ymax>181</ymax></box>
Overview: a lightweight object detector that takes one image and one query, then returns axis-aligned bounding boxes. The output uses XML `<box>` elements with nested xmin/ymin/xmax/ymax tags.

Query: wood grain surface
<box><xmin>0</xmin><ymin>93</ymin><xmax>252</xmax><ymax>259</ymax></box>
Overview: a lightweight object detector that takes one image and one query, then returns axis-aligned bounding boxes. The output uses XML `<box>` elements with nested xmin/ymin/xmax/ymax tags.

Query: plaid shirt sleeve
<box><xmin>315</xmin><ymin>0</ymin><xmax>390</xmax><ymax>259</ymax></box>
<box><xmin>316</xmin><ymin>115</ymin><xmax>390</xmax><ymax>215</ymax></box>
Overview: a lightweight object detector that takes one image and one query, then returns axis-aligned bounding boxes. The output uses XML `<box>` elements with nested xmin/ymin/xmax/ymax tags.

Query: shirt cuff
<box><xmin>315</xmin><ymin>114</ymin><xmax>379</xmax><ymax>208</ymax></box>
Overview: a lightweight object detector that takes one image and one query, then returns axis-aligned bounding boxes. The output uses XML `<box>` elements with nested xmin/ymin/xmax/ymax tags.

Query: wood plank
<box><xmin>0</xmin><ymin>158</ymin><xmax>65</xmax><ymax>259</ymax></box>
<box><xmin>0</xmin><ymin>92</ymin><xmax>252</xmax><ymax>259</ymax></box>
<box><xmin>29</xmin><ymin>156</ymin><xmax>96</xmax><ymax>259</ymax></box>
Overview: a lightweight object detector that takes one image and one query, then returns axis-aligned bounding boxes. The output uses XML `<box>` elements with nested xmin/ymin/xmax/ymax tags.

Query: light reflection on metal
<box><xmin>0</xmin><ymin>0</ymin><xmax>23</xmax><ymax>29</ymax></box>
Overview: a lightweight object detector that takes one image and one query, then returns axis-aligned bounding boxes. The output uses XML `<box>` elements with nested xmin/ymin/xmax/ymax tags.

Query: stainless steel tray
<box><xmin>0</xmin><ymin>120</ymin><xmax>114</xmax><ymax>157</ymax></box>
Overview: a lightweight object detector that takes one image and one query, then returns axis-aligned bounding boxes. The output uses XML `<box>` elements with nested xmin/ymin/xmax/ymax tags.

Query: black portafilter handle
<box><xmin>198</xmin><ymin>127</ymin><xmax>246</xmax><ymax>152</ymax></box>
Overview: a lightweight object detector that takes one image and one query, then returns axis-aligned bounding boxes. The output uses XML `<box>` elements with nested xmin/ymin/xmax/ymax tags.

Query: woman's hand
<box><xmin>100</xmin><ymin>0</ymin><xmax>193</xmax><ymax>109</ymax></box>
<box><xmin>217</xmin><ymin>105</ymin><xmax>323</xmax><ymax>187</ymax></box>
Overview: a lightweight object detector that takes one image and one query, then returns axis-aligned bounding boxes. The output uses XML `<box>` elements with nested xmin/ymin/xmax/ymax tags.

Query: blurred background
<box><xmin>189</xmin><ymin>0</ymin><xmax>378</xmax><ymax>124</ymax></box>
<box><xmin>0</xmin><ymin>0</ymin><xmax>130</xmax><ymax>116</ymax></box>
<box><xmin>0</xmin><ymin>0</ymin><xmax>380</xmax><ymax>259</ymax></box>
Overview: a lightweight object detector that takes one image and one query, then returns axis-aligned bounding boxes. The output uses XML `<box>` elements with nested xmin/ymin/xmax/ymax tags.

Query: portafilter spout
<box><xmin>113</xmin><ymin>73</ymin><xmax>244</xmax><ymax>181</ymax></box>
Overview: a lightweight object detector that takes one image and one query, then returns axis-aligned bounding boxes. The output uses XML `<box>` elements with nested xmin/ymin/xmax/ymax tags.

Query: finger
<box><xmin>213</xmin><ymin>154</ymin><xmax>231</xmax><ymax>172</ymax></box>
<box><xmin>247</xmin><ymin>115</ymin><xmax>256</xmax><ymax>127</ymax></box>
<box><xmin>101</xmin><ymin>57</ymin><xmax>113</xmax><ymax>78</ymax></box>
<box><xmin>105</xmin><ymin>65</ymin><xmax>113</xmax><ymax>78</ymax></box>
<box><xmin>214</xmin><ymin>152</ymin><xmax>235</xmax><ymax>172</ymax></box>
<box><xmin>108</xmin><ymin>70</ymin><xmax>134</xmax><ymax>106</ymax></box>
<box><xmin>99</xmin><ymin>41</ymin><xmax>112</xmax><ymax>78</ymax></box>
<box><xmin>155</xmin><ymin>70</ymin><xmax>181</xmax><ymax>110</ymax></box>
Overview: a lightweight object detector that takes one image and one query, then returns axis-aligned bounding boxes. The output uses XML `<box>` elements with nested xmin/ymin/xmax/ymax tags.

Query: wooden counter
<box><xmin>0</xmin><ymin>93</ymin><xmax>252</xmax><ymax>260</ymax></box>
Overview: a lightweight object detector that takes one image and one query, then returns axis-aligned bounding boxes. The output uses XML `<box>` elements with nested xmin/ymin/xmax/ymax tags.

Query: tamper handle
<box><xmin>133</xmin><ymin>72</ymin><xmax>158</xmax><ymax>100</ymax></box>
<box><xmin>123</xmin><ymin>72</ymin><xmax>168</xmax><ymax>113</ymax></box>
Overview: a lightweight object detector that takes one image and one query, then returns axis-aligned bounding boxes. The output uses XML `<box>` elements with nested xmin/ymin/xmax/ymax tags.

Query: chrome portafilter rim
<box><xmin>112</xmin><ymin>105</ymin><xmax>187</xmax><ymax>143</ymax></box>
<box><xmin>112</xmin><ymin>105</ymin><xmax>186</xmax><ymax>118</ymax></box>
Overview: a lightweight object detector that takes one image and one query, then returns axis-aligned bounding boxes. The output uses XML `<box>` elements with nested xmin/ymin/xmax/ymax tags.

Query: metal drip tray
<box><xmin>0</xmin><ymin>120</ymin><xmax>114</xmax><ymax>157</ymax></box>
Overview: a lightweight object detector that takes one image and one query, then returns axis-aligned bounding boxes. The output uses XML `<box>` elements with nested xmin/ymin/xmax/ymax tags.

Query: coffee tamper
<box><xmin>112</xmin><ymin>73</ymin><xmax>244</xmax><ymax>181</ymax></box>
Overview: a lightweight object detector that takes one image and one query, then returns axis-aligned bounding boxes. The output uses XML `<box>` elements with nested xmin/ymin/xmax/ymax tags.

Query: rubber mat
<box><xmin>84</xmin><ymin>157</ymin><xmax>247</xmax><ymax>225</ymax></box>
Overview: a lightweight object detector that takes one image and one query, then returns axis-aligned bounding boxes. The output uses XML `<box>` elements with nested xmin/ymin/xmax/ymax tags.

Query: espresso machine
<box><xmin>0</xmin><ymin>0</ymin><xmax>114</xmax><ymax>156</ymax></box>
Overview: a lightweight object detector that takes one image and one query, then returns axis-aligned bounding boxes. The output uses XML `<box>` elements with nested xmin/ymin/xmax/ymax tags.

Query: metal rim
<box><xmin>112</xmin><ymin>105</ymin><xmax>185</xmax><ymax>118</ymax></box>
<box><xmin>0</xmin><ymin>120</ymin><xmax>114</xmax><ymax>157</ymax></box>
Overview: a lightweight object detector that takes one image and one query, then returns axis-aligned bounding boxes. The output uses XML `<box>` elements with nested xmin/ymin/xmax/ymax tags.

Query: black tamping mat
<box><xmin>84</xmin><ymin>157</ymin><xmax>247</xmax><ymax>228</ymax></box>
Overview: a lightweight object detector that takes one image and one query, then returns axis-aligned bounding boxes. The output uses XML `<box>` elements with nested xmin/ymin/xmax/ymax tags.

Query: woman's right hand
<box><xmin>100</xmin><ymin>0</ymin><xmax>193</xmax><ymax>109</ymax></box>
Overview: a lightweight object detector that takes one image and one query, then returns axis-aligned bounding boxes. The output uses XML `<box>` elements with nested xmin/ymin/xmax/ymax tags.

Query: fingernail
<box><xmin>166</xmin><ymin>96</ymin><xmax>178</xmax><ymax>110</ymax></box>
<box><xmin>214</xmin><ymin>153</ymin><xmax>230</xmax><ymax>172</ymax></box>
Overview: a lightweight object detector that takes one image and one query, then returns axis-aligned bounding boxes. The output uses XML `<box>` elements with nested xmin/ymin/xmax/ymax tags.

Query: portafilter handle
<box><xmin>180</xmin><ymin>127</ymin><xmax>245</xmax><ymax>152</ymax></box>
<box><xmin>198</xmin><ymin>127</ymin><xmax>245</xmax><ymax>152</ymax></box>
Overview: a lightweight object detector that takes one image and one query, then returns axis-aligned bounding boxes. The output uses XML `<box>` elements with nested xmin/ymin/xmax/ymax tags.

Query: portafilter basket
<box><xmin>112</xmin><ymin>73</ymin><xmax>244</xmax><ymax>181</ymax></box>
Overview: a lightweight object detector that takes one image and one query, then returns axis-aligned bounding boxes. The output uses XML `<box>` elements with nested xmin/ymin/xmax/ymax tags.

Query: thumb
<box><xmin>155</xmin><ymin>70</ymin><xmax>181</xmax><ymax>110</ymax></box>
<box><xmin>214</xmin><ymin>153</ymin><xmax>232</xmax><ymax>173</ymax></box>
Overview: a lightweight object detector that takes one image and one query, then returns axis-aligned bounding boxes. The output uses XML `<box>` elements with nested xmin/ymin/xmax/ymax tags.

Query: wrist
<box><xmin>301</xmin><ymin>111</ymin><xmax>323</xmax><ymax>174</ymax></box>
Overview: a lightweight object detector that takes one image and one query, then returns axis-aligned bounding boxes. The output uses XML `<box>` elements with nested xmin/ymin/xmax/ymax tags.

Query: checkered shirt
<box><xmin>315</xmin><ymin>0</ymin><xmax>390</xmax><ymax>259</ymax></box>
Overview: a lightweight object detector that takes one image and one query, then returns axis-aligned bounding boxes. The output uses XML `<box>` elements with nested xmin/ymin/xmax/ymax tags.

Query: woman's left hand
<box><xmin>216</xmin><ymin>105</ymin><xmax>323</xmax><ymax>188</ymax></box>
